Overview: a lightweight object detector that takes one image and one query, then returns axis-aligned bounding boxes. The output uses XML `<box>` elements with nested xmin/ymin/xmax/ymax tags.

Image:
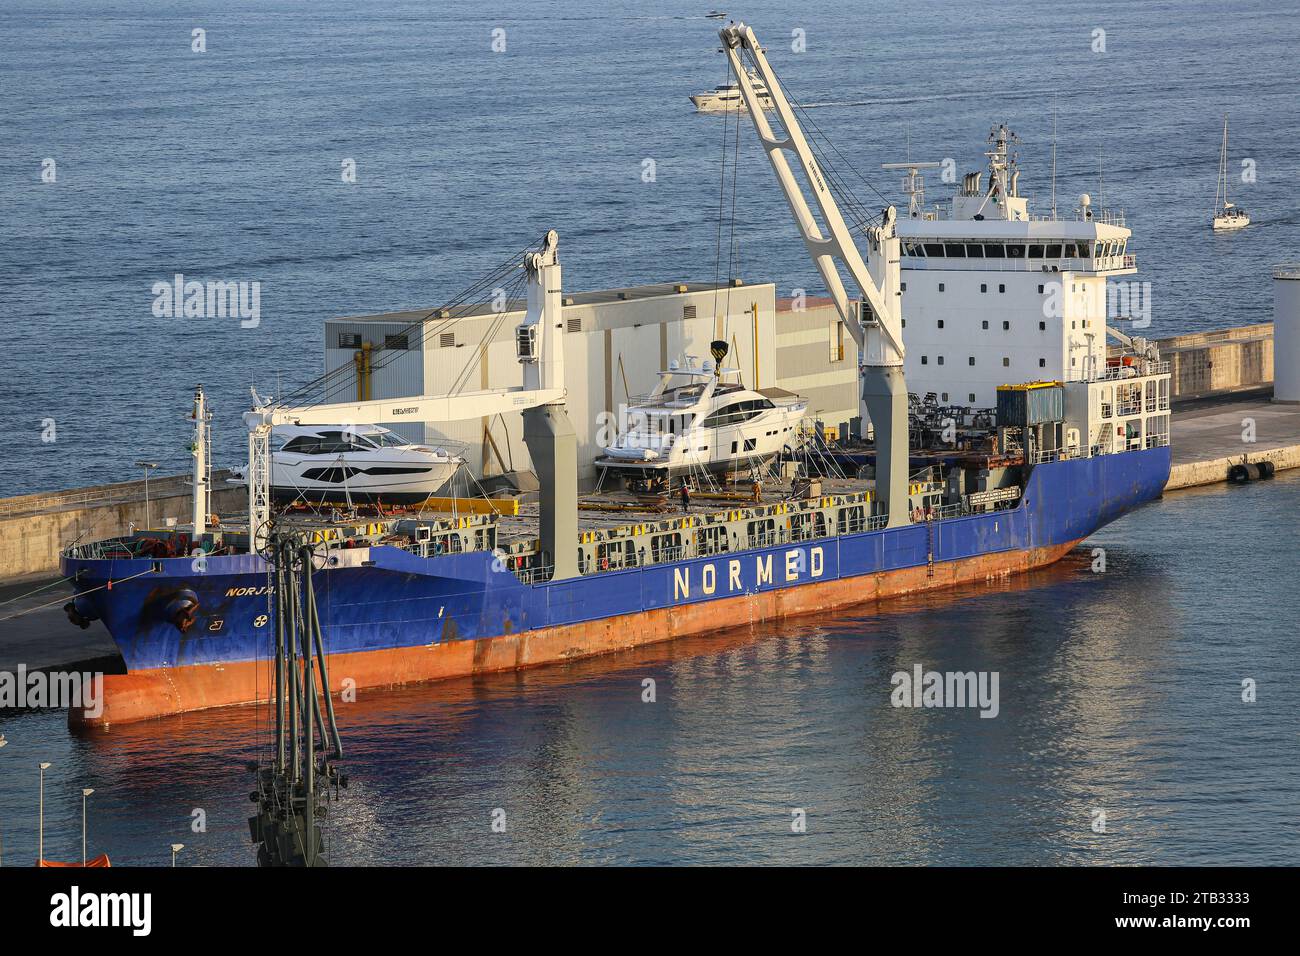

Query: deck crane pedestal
<box><xmin>719</xmin><ymin>22</ymin><xmax>911</xmax><ymax>527</ymax></box>
<box><xmin>241</xmin><ymin>230</ymin><xmax>579</xmax><ymax>580</ymax></box>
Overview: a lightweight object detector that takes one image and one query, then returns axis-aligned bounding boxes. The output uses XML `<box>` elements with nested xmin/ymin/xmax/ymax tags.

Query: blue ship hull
<box><xmin>61</xmin><ymin>448</ymin><xmax>1171</xmax><ymax>723</ymax></box>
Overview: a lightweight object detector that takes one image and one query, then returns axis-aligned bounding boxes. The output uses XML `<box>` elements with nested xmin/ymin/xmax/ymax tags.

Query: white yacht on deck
<box><xmin>597</xmin><ymin>352</ymin><xmax>807</xmax><ymax>480</ymax></box>
<box><xmin>690</xmin><ymin>70</ymin><xmax>774</xmax><ymax>112</ymax></box>
<box><xmin>1212</xmin><ymin>114</ymin><xmax>1250</xmax><ymax>231</ymax></box>
<box><xmin>229</xmin><ymin>424</ymin><xmax>464</xmax><ymax>505</ymax></box>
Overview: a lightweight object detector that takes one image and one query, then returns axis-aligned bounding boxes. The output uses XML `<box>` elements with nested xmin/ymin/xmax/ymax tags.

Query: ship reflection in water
<box><xmin>3</xmin><ymin>474</ymin><xmax>1297</xmax><ymax>866</ymax></box>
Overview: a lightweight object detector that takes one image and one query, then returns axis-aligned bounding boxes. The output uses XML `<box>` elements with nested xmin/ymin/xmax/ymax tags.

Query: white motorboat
<box><xmin>1212</xmin><ymin>114</ymin><xmax>1250</xmax><ymax>231</ymax></box>
<box><xmin>690</xmin><ymin>69</ymin><xmax>774</xmax><ymax>112</ymax></box>
<box><xmin>230</xmin><ymin>424</ymin><xmax>464</xmax><ymax>505</ymax></box>
<box><xmin>597</xmin><ymin>351</ymin><xmax>807</xmax><ymax>479</ymax></box>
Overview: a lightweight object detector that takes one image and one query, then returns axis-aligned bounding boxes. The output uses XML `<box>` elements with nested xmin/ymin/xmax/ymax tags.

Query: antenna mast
<box><xmin>1050</xmin><ymin>95</ymin><xmax>1058</xmax><ymax>219</ymax></box>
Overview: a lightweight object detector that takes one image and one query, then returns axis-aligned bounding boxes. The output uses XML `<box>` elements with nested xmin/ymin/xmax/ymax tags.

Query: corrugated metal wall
<box><xmin>772</xmin><ymin>299</ymin><xmax>860</xmax><ymax>439</ymax></box>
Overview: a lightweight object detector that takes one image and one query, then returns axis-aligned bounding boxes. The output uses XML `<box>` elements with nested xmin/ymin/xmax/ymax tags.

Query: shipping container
<box><xmin>996</xmin><ymin>382</ymin><xmax>1064</xmax><ymax>426</ymax></box>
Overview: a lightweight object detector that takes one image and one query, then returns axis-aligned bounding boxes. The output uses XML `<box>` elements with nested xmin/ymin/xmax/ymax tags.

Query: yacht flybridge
<box><xmin>690</xmin><ymin>69</ymin><xmax>774</xmax><ymax>112</ymax></box>
<box><xmin>229</xmin><ymin>424</ymin><xmax>464</xmax><ymax>505</ymax></box>
<box><xmin>1213</xmin><ymin>114</ymin><xmax>1250</xmax><ymax>231</ymax></box>
<box><xmin>596</xmin><ymin>351</ymin><xmax>807</xmax><ymax>480</ymax></box>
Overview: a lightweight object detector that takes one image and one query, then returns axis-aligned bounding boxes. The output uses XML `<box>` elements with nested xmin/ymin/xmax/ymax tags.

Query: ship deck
<box><xmin>496</xmin><ymin>476</ymin><xmax>878</xmax><ymax>546</ymax></box>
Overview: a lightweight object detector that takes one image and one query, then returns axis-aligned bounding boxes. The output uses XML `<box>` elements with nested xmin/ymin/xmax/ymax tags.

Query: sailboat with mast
<box><xmin>1212</xmin><ymin>114</ymin><xmax>1250</xmax><ymax>232</ymax></box>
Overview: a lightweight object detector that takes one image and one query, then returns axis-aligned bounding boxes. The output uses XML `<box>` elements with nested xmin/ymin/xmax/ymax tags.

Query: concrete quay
<box><xmin>1167</xmin><ymin>390</ymin><xmax>1300</xmax><ymax>490</ymax></box>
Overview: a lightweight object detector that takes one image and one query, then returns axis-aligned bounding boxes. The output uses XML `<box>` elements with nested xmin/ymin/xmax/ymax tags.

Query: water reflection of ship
<box><xmin>856</xmin><ymin>541</ymin><xmax>1179</xmax><ymax>862</ymax></box>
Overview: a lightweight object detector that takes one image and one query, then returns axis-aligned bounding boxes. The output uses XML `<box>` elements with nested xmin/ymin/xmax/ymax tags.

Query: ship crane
<box><xmin>239</xmin><ymin>230</ymin><xmax>580</xmax><ymax>580</ymax></box>
<box><xmin>718</xmin><ymin>22</ymin><xmax>911</xmax><ymax>526</ymax></box>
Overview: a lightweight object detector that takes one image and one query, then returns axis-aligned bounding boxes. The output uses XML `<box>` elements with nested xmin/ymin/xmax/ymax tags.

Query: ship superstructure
<box><xmin>894</xmin><ymin>125</ymin><xmax>1138</xmax><ymax>408</ymax></box>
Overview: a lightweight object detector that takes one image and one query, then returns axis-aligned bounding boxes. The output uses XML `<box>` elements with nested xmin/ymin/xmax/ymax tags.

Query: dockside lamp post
<box><xmin>0</xmin><ymin>735</ymin><xmax>6</xmax><ymax>866</ymax></box>
<box><xmin>136</xmin><ymin>461</ymin><xmax>159</xmax><ymax>529</ymax></box>
<box><xmin>81</xmin><ymin>788</ymin><xmax>95</xmax><ymax>866</ymax></box>
<box><xmin>38</xmin><ymin>761</ymin><xmax>51</xmax><ymax>864</ymax></box>
<box><xmin>171</xmin><ymin>842</ymin><xmax>184</xmax><ymax>867</ymax></box>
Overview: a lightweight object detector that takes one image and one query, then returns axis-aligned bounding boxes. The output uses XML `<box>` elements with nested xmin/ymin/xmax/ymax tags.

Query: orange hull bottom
<box><xmin>71</xmin><ymin>539</ymin><xmax>1081</xmax><ymax>727</ymax></box>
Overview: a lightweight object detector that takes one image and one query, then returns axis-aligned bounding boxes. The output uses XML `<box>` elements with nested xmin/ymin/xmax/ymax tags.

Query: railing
<box><xmin>900</xmin><ymin>254</ymin><xmax>1136</xmax><ymax>274</ymax></box>
<box><xmin>747</xmin><ymin>528</ymin><xmax>793</xmax><ymax>549</ymax></box>
<box><xmin>936</xmin><ymin>502</ymin><xmax>970</xmax><ymax>519</ymax></box>
<box><xmin>695</xmin><ymin>538</ymin><xmax>730</xmax><ymax>558</ymax></box>
<box><xmin>1070</xmin><ymin>360</ymin><xmax>1170</xmax><ymax>384</ymax></box>
<box><xmin>65</xmin><ymin>537</ymin><xmax>142</xmax><ymax>560</ymax></box>
<box><xmin>512</xmin><ymin>563</ymin><xmax>554</xmax><ymax>585</ymax></box>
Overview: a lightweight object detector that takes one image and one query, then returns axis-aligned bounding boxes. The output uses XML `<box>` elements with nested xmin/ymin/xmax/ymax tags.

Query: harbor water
<box><xmin>1</xmin><ymin>472</ymin><xmax>1296</xmax><ymax>866</ymax></box>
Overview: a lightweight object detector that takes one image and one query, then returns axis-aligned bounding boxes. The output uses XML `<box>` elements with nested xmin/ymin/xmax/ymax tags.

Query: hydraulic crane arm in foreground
<box><xmin>240</xmin><ymin>230</ymin><xmax>580</xmax><ymax>579</ymax></box>
<box><xmin>719</xmin><ymin>22</ymin><xmax>911</xmax><ymax>527</ymax></box>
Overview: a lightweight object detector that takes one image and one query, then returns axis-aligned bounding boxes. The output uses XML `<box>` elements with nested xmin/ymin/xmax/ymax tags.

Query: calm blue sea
<box><xmin>1</xmin><ymin>0</ymin><xmax>1298</xmax><ymax>496</ymax></box>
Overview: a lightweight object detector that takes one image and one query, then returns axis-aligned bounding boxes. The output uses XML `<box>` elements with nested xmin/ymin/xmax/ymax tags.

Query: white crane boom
<box><xmin>719</xmin><ymin>22</ymin><xmax>911</xmax><ymax>526</ymax></box>
<box><xmin>719</xmin><ymin>23</ymin><xmax>903</xmax><ymax>365</ymax></box>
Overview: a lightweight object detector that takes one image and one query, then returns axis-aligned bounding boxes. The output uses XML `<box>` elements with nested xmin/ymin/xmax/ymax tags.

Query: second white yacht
<box><xmin>230</xmin><ymin>424</ymin><xmax>464</xmax><ymax>505</ymax></box>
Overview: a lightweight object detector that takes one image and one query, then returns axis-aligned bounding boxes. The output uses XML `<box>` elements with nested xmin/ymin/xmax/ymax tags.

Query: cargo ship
<box><xmin>58</xmin><ymin>23</ymin><xmax>1173</xmax><ymax>726</ymax></box>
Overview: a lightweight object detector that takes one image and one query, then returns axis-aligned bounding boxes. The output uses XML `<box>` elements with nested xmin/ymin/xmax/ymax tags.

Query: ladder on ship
<box><xmin>926</xmin><ymin>515</ymin><xmax>935</xmax><ymax>578</ymax></box>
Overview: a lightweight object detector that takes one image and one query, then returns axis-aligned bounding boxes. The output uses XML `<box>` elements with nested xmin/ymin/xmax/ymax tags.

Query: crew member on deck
<box><xmin>680</xmin><ymin>480</ymin><xmax>692</xmax><ymax>513</ymax></box>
